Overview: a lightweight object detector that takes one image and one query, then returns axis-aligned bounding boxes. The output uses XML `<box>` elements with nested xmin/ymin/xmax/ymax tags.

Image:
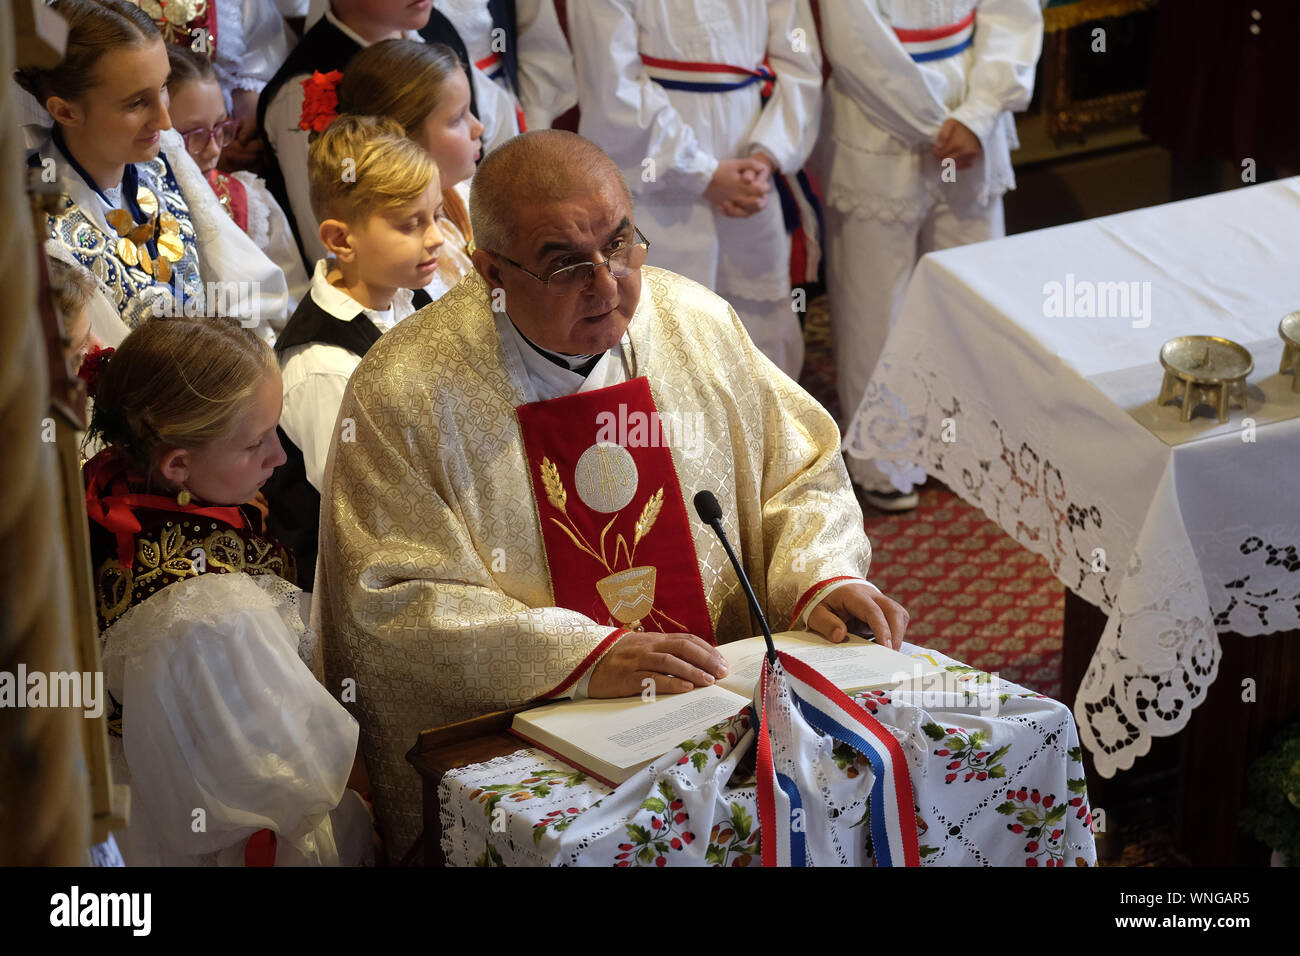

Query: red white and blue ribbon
<box><xmin>476</xmin><ymin>51</ymin><xmax>528</xmax><ymax>131</ymax></box>
<box><xmin>894</xmin><ymin>10</ymin><xmax>976</xmax><ymax>63</ymax></box>
<box><xmin>639</xmin><ymin>54</ymin><xmax>775</xmax><ymax>97</ymax></box>
<box><xmin>756</xmin><ymin>651</ymin><xmax>920</xmax><ymax>867</ymax></box>
<box><xmin>475</xmin><ymin>50</ymin><xmax>506</xmax><ymax>81</ymax></box>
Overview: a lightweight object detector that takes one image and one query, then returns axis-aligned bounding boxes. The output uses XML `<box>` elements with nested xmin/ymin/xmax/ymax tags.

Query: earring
<box><xmin>176</xmin><ymin>487</ymin><xmax>192</xmax><ymax>507</ymax></box>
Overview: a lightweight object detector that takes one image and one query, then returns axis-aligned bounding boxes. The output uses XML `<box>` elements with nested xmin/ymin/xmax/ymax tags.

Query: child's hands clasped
<box><xmin>705</xmin><ymin>155</ymin><xmax>772</xmax><ymax>217</ymax></box>
<box><xmin>932</xmin><ymin>118</ymin><xmax>982</xmax><ymax>171</ymax></box>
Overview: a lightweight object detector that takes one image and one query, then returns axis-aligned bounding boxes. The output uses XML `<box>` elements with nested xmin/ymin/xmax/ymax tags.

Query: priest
<box><xmin>316</xmin><ymin>130</ymin><xmax>911</xmax><ymax>856</ymax></box>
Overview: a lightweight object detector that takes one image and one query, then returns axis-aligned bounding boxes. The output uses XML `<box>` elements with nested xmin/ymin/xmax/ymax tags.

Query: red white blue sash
<box><xmin>475</xmin><ymin>50</ymin><xmax>505</xmax><ymax>80</ymax></box>
<box><xmin>756</xmin><ymin>652</ymin><xmax>920</xmax><ymax>867</ymax></box>
<box><xmin>894</xmin><ymin>10</ymin><xmax>976</xmax><ymax>62</ymax></box>
<box><xmin>639</xmin><ymin>54</ymin><xmax>775</xmax><ymax>97</ymax></box>
<box><xmin>638</xmin><ymin>53</ymin><xmax>822</xmax><ymax>283</ymax></box>
<box><xmin>475</xmin><ymin>51</ymin><xmax>528</xmax><ymax>132</ymax></box>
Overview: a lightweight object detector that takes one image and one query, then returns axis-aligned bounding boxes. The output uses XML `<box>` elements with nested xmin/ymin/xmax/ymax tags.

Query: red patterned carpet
<box><xmin>798</xmin><ymin>296</ymin><xmax>1065</xmax><ymax>699</ymax></box>
<box><xmin>860</xmin><ymin>482</ymin><xmax>1064</xmax><ymax>699</ymax></box>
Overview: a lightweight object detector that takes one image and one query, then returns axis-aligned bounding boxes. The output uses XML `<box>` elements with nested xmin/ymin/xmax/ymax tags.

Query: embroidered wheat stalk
<box><xmin>539</xmin><ymin>457</ymin><xmax>611</xmax><ymax>570</ymax></box>
<box><xmin>634</xmin><ymin>488</ymin><xmax>663</xmax><ymax>547</ymax></box>
<box><xmin>626</xmin><ymin>487</ymin><xmax>664</xmax><ymax>565</ymax></box>
<box><xmin>540</xmin><ymin>457</ymin><xmax>567</xmax><ymax>513</ymax></box>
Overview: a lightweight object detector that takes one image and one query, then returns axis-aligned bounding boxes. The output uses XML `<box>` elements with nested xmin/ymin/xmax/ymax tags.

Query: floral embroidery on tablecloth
<box><xmin>616</xmin><ymin>780</ymin><xmax>697</xmax><ymax>867</ymax></box>
<box><xmin>438</xmin><ymin>644</ymin><xmax>1099</xmax><ymax>866</ymax></box>
<box><xmin>704</xmin><ymin>802</ymin><xmax>761</xmax><ymax>867</ymax></box>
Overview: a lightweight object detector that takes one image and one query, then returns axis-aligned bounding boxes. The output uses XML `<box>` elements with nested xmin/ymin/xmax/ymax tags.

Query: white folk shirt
<box><xmin>436</xmin><ymin>0</ymin><xmax>578</xmax><ymax>131</ymax></box>
<box><xmin>816</xmin><ymin>0</ymin><xmax>1043</xmax><ymax>217</ymax></box>
<box><xmin>279</xmin><ymin>260</ymin><xmax>418</xmax><ymax>491</ymax></box>
<box><xmin>570</xmin><ymin>0</ymin><xmax>822</xmax><ymax>203</ymax></box>
<box><xmin>213</xmin><ymin>0</ymin><xmax>296</xmax><ymax>96</ymax></box>
<box><xmin>496</xmin><ymin>308</ymin><xmax>879</xmax><ymax>697</ymax></box>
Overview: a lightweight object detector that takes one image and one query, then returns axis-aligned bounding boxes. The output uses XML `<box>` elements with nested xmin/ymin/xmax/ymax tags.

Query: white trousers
<box><xmin>827</xmin><ymin>195</ymin><xmax>1004</xmax><ymax>489</ymax></box>
<box><xmin>639</xmin><ymin>194</ymin><xmax>805</xmax><ymax>381</ymax></box>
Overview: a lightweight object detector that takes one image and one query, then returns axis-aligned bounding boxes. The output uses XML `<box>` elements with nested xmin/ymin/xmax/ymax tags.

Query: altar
<box><xmin>844</xmin><ymin>177</ymin><xmax>1300</xmax><ymax>862</ymax></box>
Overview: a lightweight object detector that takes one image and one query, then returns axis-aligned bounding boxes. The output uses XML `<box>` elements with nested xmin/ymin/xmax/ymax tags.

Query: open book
<box><xmin>511</xmin><ymin>631</ymin><xmax>943</xmax><ymax>787</ymax></box>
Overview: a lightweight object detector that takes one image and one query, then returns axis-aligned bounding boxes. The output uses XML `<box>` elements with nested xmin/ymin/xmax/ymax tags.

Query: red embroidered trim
<box><xmin>788</xmin><ymin>575</ymin><xmax>861</xmax><ymax>630</ymax></box>
<box><xmin>83</xmin><ymin>449</ymin><xmax>248</xmax><ymax>568</ymax></box>
<box><xmin>537</xmin><ymin>627</ymin><xmax>628</xmax><ymax>700</ymax></box>
<box><xmin>205</xmin><ymin>169</ymin><xmax>249</xmax><ymax>234</ymax></box>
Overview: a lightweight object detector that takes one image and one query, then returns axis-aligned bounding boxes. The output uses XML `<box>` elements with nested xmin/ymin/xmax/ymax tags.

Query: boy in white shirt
<box><xmin>819</xmin><ymin>0</ymin><xmax>1042</xmax><ymax>510</ymax></box>
<box><xmin>264</xmin><ymin>115</ymin><xmax>444</xmax><ymax>582</ymax></box>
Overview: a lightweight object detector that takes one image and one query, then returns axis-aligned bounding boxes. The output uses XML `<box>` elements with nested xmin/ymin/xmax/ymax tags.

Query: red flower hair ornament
<box><xmin>299</xmin><ymin>70</ymin><xmax>344</xmax><ymax>133</ymax></box>
<box><xmin>78</xmin><ymin>345</ymin><xmax>114</xmax><ymax>398</ymax></box>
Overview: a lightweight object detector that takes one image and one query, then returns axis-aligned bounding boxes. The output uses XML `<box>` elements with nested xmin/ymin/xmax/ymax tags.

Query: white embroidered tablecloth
<box><xmin>438</xmin><ymin>642</ymin><xmax>1097</xmax><ymax>866</ymax></box>
<box><xmin>844</xmin><ymin>177</ymin><xmax>1300</xmax><ymax>778</ymax></box>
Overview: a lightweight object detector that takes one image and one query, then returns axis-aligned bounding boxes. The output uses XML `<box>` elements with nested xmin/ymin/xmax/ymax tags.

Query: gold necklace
<box><xmin>105</xmin><ymin>185</ymin><xmax>186</xmax><ymax>284</ymax></box>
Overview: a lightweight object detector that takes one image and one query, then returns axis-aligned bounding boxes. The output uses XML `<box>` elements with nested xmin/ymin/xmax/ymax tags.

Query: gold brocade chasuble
<box><xmin>318</xmin><ymin>267</ymin><xmax>874</xmax><ymax>855</ymax></box>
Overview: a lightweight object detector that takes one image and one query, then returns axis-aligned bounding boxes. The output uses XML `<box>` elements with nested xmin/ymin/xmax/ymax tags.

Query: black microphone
<box><xmin>693</xmin><ymin>490</ymin><xmax>777</xmax><ymax>664</ymax></box>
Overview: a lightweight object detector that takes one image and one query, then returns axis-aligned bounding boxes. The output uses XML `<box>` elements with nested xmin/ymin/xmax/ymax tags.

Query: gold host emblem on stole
<box><xmin>540</xmin><ymin>455</ymin><xmax>685</xmax><ymax>632</ymax></box>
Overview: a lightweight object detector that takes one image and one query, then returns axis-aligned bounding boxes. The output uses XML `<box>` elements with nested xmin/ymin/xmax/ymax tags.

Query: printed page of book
<box><xmin>512</xmin><ymin>683</ymin><xmax>749</xmax><ymax>779</ymax></box>
<box><xmin>716</xmin><ymin>631</ymin><xmax>944</xmax><ymax>698</ymax></box>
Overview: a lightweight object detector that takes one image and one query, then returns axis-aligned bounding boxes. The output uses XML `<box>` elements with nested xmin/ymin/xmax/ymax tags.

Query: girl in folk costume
<box><xmin>17</xmin><ymin>0</ymin><xmax>289</xmax><ymax>336</ymax></box>
<box><xmin>818</xmin><ymin>0</ymin><xmax>1042</xmax><ymax>509</ymax></box>
<box><xmin>568</xmin><ymin>0</ymin><xmax>824</xmax><ymax>381</ymax></box>
<box><xmin>335</xmin><ymin>40</ymin><xmax>482</xmax><ymax>300</ymax></box>
<box><xmin>124</xmin><ymin>0</ymin><xmax>295</xmax><ymax>168</ymax></box>
<box><xmin>435</xmin><ymin>0</ymin><xmax>577</xmax><ymax>133</ymax></box>
<box><xmin>166</xmin><ymin>44</ymin><xmax>312</xmax><ymax>307</ymax></box>
<box><xmin>82</xmin><ymin>318</ymin><xmax>373</xmax><ymax>866</ymax></box>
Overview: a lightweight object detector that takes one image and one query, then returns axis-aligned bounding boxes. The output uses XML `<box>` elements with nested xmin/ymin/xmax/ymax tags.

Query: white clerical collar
<box><xmin>323</xmin><ymin>8</ymin><xmax>422</xmax><ymax>47</ymax></box>
<box><xmin>308</xmin><ymin>258</ymin><xmax>414</xmax><ymax>333</ymax></box>
<box><xmin>511</xmin><ymin>319</ymin><xmax>600</xmax><ymax>373</ymax></box>
<box><xmin>498</xmin><ymin>312</ymin><xmax>630</xmax><ymax>400</ymax></box>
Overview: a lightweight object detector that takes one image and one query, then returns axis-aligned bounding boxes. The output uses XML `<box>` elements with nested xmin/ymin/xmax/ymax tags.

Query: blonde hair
<box><xmin>308</xmin><ymin>114</ymin><xmax>438</xmax><ymax>226</ymax></box>
<box><xmin>337</xmin><ymin>40</ymin><xmax>473</xmax><ymax>239</ymax></box>
<box><xmin>46</xmin><ymin>255</ymin><xmax>99</xmax><ymax>329</ymax></box>
<box><xmin>88</xmin><ymin>317</ymin><xmax>279</xmax><ymax>465</ymax></box>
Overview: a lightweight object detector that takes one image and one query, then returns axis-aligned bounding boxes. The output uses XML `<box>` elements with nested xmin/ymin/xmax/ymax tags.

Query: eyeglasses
<box><xmin>178</xmin><ymin>118</ymin><xmax>239</xmax><ymax>156</ymax></box>
<box><xmin>487</xmin><ymin>226</ymin><xmax>651</xmax><ymax>296</ymax></box>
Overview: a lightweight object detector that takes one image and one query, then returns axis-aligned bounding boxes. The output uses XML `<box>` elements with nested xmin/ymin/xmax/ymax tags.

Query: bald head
<box><xmin>470</xmin><ymin>130</ymin><xmax>632</xmax><ymax>255</ymax></box>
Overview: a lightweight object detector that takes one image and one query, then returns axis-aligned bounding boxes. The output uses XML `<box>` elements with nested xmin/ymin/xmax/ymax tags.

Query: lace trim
<box><xmin>100</xmin><ymin>571</ymin><xmax>315</xmax><ymax>673</ymax></box>
<box><xmin>844</xmin><ymin>353</ymin><xmax>1229</xmax><ymax>778</ymax></box>
<box><xmin>232</xmin><ymin>171</ymin><xmax>272</xmax><ymax>250</ymax></box>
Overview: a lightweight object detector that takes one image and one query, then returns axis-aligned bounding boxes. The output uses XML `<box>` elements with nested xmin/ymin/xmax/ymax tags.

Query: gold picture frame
<box><xmin>1042</xmin><ymin>0</ymin><xmax>1160</xmax><ymax>143</ymax></box>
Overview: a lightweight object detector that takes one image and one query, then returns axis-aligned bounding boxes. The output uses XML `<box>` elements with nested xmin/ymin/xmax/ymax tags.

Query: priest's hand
<box><xmin>587</xmin><ymin>632</ymin><xmax>730</xmax><ymax>698</ymax></box>
<box><xmin>932</xmin><ymin>118</ymin><xmax>982</xmax><ymax>171</ymax></box>
<box><xmin>807</xmin><ymin>584</ymin><xmax>910</xmax><ymax>650</ymax></box>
